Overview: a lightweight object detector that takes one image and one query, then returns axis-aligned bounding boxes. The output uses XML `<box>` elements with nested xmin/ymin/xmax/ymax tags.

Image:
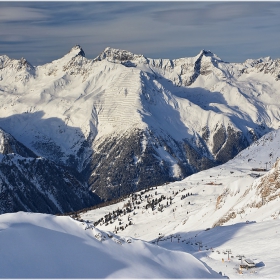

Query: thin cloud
<box><xmin>152</xmin><ymin>2</ymin><xmax>279</xmax><ymax>26</ymax></box>
<box><xmin>0</xmin><ymin>7</ymin><xmax>49</xmax><ymax>22</ymax></box>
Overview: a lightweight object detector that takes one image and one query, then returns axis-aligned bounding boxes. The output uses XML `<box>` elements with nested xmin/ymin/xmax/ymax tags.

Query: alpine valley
<box><xmin>1</xmin><ymin>45</ymin><xmax>280</xmax><ymax>214</ymax></box>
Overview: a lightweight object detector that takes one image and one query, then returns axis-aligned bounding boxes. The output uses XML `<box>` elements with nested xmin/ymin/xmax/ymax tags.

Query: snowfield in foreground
<box><xmin>0</xmin><ymin>212</ymin><xmax>220</xmax><ymax>278</ymax></box>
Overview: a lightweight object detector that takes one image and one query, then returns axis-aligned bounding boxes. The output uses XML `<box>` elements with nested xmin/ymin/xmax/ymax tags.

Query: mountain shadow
<box><xmin>0</xmin><ymin>112</ymin><xmax>101</xmax><ymax>214</ymax></box>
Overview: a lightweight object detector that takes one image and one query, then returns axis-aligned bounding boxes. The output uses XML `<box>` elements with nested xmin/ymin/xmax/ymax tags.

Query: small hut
<box><xmin>240</xmin><ymin>259</ymin><xmax>255</xmax><ymax>269</ymax></box>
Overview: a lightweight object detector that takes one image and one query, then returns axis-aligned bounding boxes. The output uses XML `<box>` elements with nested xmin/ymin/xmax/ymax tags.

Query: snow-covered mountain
<box><xmin>0</xmin><ymin>128</ymin><xmax>101</xmax><ymax>214</ymax></box>
<box><xmin>0</xmin><ymin>212</ymin><xmax>221</xmax><ymax>278</ymax></box>
<box><xmin>1</xmin><ymin>130</ymin><xmax>279</xmax><ymax>278</ymax></box>
<box><xmin>79</xmin><ymin>128</ymin><xmax>280</xmax><ymax>278</ymax></box>
<box><xmin>1</xmin><ymin>45</ymin><xmax>280</xmax><ymax>203</ymax></box>
<box><xmin>81</xmin><ymin>128</ymin><xmax>280</xmax><ymax>236</ymax></box>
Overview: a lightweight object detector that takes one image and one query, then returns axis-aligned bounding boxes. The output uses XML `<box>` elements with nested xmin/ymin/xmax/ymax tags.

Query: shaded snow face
<box><xmin>0</xmin><ymin>128</ymin><xmax>36</xmax><ymax>157</ymax></box>
<box><xmin>0</xmin><ymin>128</ymin><xmax>100</xmax><ymax>215</ymax></box>
<box><xmin>0</xmin><ymin>212</ymin><xmax>221</xmax><ymax>279</ymax></box>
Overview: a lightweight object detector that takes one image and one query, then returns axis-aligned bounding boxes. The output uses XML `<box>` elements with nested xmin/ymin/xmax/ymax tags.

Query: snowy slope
<box><xmin>82</xmin><ymin>128</ymin><xmax>280</xmax><ymax>235</ymax></box>
<box><xmin>1</xmin><ymin>45</ymin><xmax>280</xmax><ymax>201</ymax></box>
<box><xmin>158</xmin><ymin>219</ymin><xmax>280</xmax><ymax>279</ymax></box>
<box><xmin>80</xmin><ymin>128</ymin><xmax>280</xmax><ymax>278</ymax></box>
<box><xmin>0</xmin><ymin>212</ymin><xmax>221</xmax><ymax>279</ymax></box>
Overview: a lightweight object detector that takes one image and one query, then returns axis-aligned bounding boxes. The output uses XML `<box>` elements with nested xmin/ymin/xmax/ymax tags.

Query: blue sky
<box><xmin>1</xmin><ymin>1</ymin><xmax>280</xmax><ymax>65</ymax></box>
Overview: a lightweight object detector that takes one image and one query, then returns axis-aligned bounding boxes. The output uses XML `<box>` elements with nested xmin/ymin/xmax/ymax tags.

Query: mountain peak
<box><xmin>3</xmin><ymin>56</ymin><xmax>35</xmax><ymax>71</ymax></box>
<box><xmin>197</xmin><ymin>49</ymin><xmax>222</xmax><ymax>62</ymax></box>
<box><xmin>67</xmin><ymin>45</ymin><xmax>85</xmax><ymax>57</ymax></box>
<box><xmin>96</xmin><ymin>47</ymin><xmax>144</xmax><ymax>62</ymax></box>
<box><xmin>199</xmin><ymin>49</ymin><xmax>213</xmax><ymax>56</ymax></box>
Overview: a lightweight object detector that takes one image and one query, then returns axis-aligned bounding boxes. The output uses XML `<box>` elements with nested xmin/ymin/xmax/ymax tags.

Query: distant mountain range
<box><xmin>1</xmin><ymin>45</ymin><xmax>280</xmax><ymax>213</ymax></box>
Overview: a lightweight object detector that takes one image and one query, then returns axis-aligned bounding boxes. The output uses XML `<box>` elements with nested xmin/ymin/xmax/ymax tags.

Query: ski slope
<box><xmin>159</xmin><ymin>219</ymin><xmax>280</xmax><ymax>279</ymax></box>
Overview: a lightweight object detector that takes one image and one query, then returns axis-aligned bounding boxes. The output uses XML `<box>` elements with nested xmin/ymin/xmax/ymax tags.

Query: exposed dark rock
<box><xmin>202</xmin><ymin>126</ymin><xmax>210</xmax><ymax>141</ymax></box>
<box><xmin>215</xmin><ymin>126</ymin><xmax>249</xmax><ymax>163</ymax></box>
<box><xmin>212</xmin><ymin>124</ymin><xmax>227</xmax><ymax>155</ymax></box>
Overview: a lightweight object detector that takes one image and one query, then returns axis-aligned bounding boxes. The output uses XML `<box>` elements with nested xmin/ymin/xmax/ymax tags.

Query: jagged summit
<box><xmin>0</xmin><ymin>54</ymin><xmax>34</xmax><ymax>71</ymax></box>
<box><xmin>199</xmin><ymin>49</ymin><xmax>213</xmax><ymax>56</ymax></box>
<box><xmin>36</xmin><ymin>45</ymin><xmax>87</xmax><ymax>76</ymax></box>
<box><xmin>19</xmin><ymin>57</ymin><xmax>34</xmax><ymax>68</ymax></box>
<box><xmin>68</xmin><ymin>45</ymin><xmax>85</xmax><ymax>57</ymax></box>
<box><xmin>95</xmin><ymin>47</ymin><xmax>146</xmax><ymax>62</ymax></box>
<box><xmin>197</xmin><ymin>49</ymin><xmax>223</xmax><ymax>62</ymax></box>
<box><xmin>95</xmin><ymin>47</ymin><xmax>223</xmax><ymax>64</ymax></box>
<box><xmin>244</xmin><ymin>56</ymin><xmax>272</xmax><ymax>67</ymax></box>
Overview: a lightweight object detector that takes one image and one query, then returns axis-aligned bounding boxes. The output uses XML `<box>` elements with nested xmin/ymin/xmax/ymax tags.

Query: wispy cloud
<box><xmin>152</xmin><ymin>2</ymin><xmax>279</xmax><ymax>26</ymax></box>
<box><xmin>0</xmin><ymin>2</ymin><xmax>280</xmax><ymax>65</ymax></box>
<box><xmin>0</xmin><ymin>6</ymin><xmax>49</xmax><ymax>22</ymax></box>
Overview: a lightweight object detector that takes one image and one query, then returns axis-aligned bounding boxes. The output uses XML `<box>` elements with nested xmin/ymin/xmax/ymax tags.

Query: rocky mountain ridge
<box><xmin>1</xmin><ymin>45</ymin><xmax>280</xmax><ymax>209</ymax></box>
